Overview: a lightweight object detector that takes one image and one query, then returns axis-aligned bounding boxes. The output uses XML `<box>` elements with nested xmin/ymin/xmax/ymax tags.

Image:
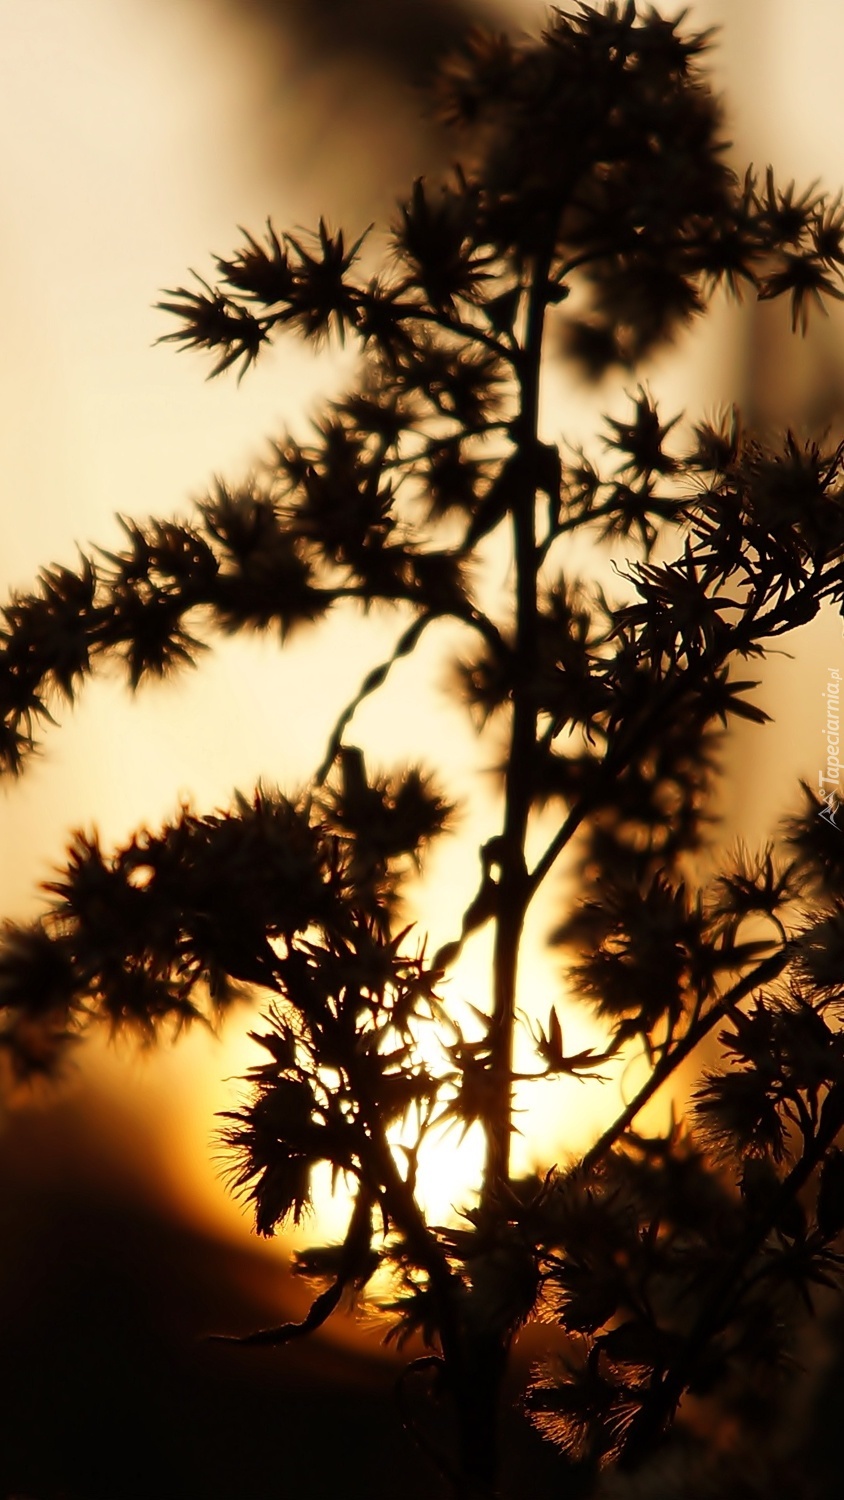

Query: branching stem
<box><xmin>482</xmin><ymin>247</ymin><xmax>552</xmax><ymax>1210</ymax></box>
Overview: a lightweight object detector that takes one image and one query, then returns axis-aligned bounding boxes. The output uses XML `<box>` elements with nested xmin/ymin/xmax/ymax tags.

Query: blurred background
<box><xmin>2</xmin><ymin>1</ymin><xmax>844</xmax><ymax>1495</ymax></box>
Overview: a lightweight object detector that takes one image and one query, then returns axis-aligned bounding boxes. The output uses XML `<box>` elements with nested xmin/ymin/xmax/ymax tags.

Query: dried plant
<box><xmin>4</xmin><ymin>5</ymin><xmax>844</xmax><ymax>1495</ymax></box>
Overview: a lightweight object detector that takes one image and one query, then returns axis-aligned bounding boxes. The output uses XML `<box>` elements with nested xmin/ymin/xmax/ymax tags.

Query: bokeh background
<box><xmin>2</xmin><ymin>2</ymin><xmax>844</xmax><ymax>1496</ymax></box>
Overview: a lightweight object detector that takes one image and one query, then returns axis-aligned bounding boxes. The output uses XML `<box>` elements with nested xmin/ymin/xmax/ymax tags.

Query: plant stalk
<box><xmin>483</xmin><ymin>249</ymin><xmax>551</xmax><ymax>1210</ymax></box>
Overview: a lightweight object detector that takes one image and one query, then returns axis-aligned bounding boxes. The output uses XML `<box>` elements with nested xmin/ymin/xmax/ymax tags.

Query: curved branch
<box><xmin>210</xmin><ymin>1182</ymin><xmax>374</xmax><ymax>1347</ymax></box>
<box><xmin>314</xmin><ymin>610</ymin><xmax>437</xmax><ymax>787</ymax></box>
<box><xmin>313</xmin><ymin>600</ymin><xmax>507</xmax><ymax>787</ymax></box>
<box><xmin>208</xmin><ymin>1279</ymin><xmax>344</xmax><ymax>1348</ymax></box>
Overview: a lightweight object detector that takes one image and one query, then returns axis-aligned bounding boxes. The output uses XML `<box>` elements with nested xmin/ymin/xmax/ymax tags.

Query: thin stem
<box><xmin>388</xmin><ymin>298</ymin><xmax>519</xmax><ymax>364</ymax></box>
<box><xmin>313</xmin><ymin>611</ymin><xmax>437</xmax><ymax>786</ymax></box>
<box><xmin>346</xmin><ymin>1052</ymin><xmax>492</xmax><ymax>1494</ymax></box>
<box><xmin>527</xmin><ymin>800</ymin><xmax>592</xmax><ymax>898</ymax></box>
<box><xmin>483</xmin><ymin>244</ymin><xmax>553</xmax><ymax>1208</ymax></box>
<box><xmin>581</xmin><ymin>946</ymin><xmax>791</xmax><ymax>1174</ymax></box>
<box><xmin>313</xmin><ymin>601</ymin><xmax>506</xmax><ymax>787</ymax></box>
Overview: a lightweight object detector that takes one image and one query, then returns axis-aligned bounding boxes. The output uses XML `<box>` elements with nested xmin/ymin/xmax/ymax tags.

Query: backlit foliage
<box><xmin>4</xmin><ymin>4</ymin><xmax>844</xmax><ymax>1495</ymax></box>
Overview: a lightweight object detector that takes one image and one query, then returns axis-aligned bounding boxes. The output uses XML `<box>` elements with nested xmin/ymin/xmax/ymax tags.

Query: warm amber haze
<box><xmin>5</xmin><ymin>5</ymin><xmax>844</xmax><ymax>1500</ymax></box>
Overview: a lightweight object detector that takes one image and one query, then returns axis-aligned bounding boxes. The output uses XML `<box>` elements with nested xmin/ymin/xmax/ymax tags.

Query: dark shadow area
<box><xmin>177</xmin><ymin>0</ymin><xmax>516</xmax><ymax>221</ymax></box>
<box><xmin>226</xmin><ymin>0</ymin><xmax>496</xmax><ymax>90</ymax></box>
<box><xmin>0</xmin><ymin>1086</ymin><xmax>565</xmax><ymax>1500</ymax></box>
<box><xmin>0</xmin><ymin>1091</ymin><xmax>401</xmax><ymax>1500</ymax></box>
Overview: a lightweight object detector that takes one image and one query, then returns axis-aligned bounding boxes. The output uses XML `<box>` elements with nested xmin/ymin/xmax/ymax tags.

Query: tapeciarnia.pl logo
<box><xmin>819</xmin><ymin>667</ymin><xmax>841</xmax><ymax>827</ymax></box>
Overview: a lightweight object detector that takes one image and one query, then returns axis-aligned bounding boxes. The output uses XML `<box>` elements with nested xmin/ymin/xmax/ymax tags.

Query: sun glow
<box><xmin>128</xmin><ymin>919</ymin><xmax>624</xmax><ymax>1265</ymax></box>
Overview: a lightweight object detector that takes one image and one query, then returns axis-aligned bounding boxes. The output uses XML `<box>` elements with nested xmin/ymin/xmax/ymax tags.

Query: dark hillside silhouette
<box><xmin>0</xmin><ymin>1092</ymin><xmax>569</xmax><ymax>1499</ymax></box>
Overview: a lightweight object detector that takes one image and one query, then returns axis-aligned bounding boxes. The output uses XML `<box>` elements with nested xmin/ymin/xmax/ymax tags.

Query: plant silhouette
<box><xmin>4</xmin><ymin>4</ymin><xmax>844</xmax><ymax>1496</ymax></box>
